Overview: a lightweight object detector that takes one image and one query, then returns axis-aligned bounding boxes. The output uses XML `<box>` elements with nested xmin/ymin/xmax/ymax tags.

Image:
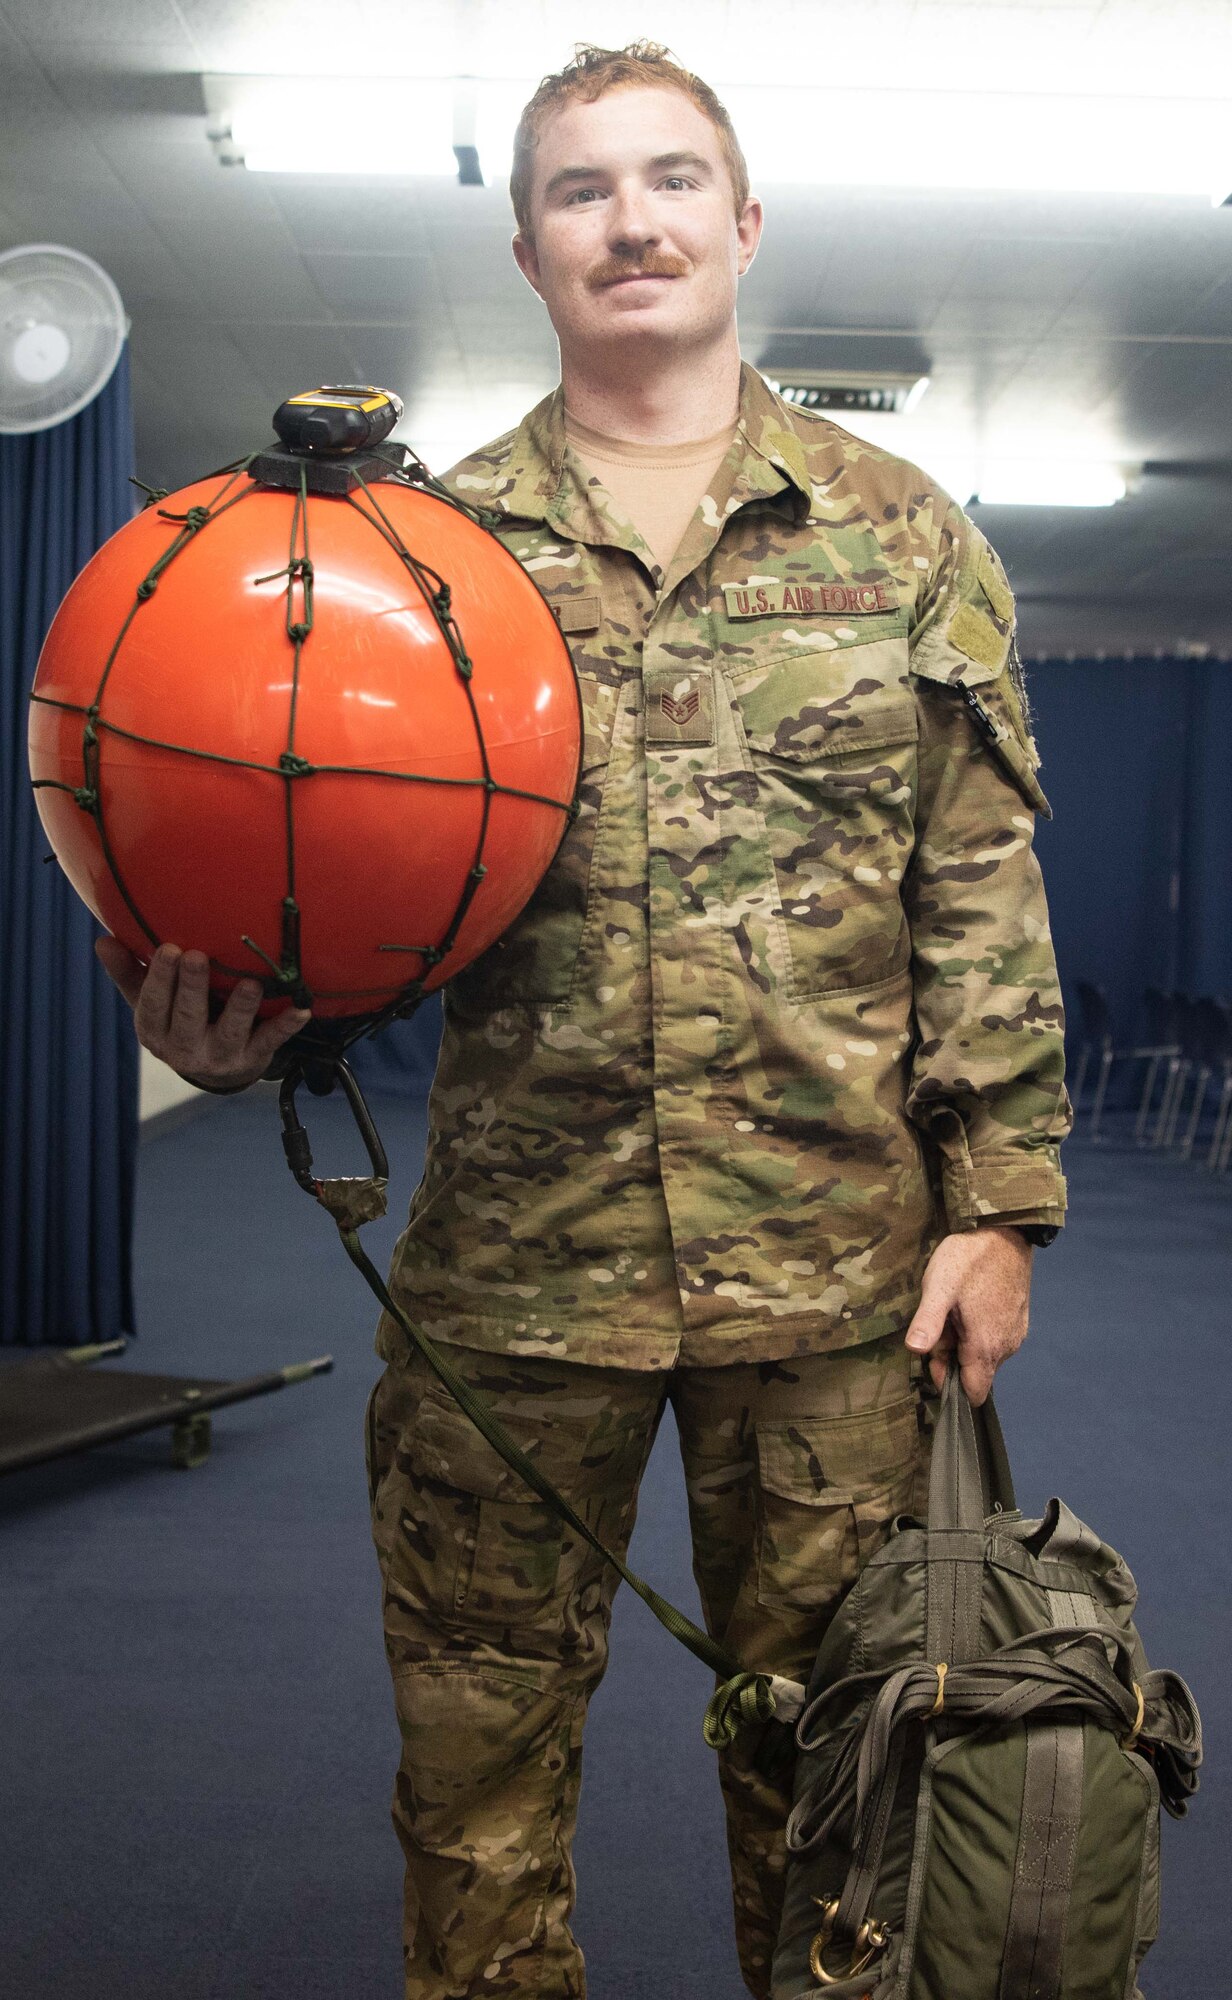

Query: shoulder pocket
<box><xmin>909</xmin><ymin>529</ymin><xmax>1014</xmax><ymax>689</ymax></box>
<box><xmin>909</xmin><ymin>529</ymin><xmax>1049</xmax><ymax>815</ymax></box>
<box><xmin>912</xmin><ymin>657</ymin><xmax>1051</xmax><ymax>818</ymax></box>
<box><xmin>957</xmin><ymin>672</ymin><xmax>1051</xmax><ymax>818</ymax></box>
<box><xmin>970</xmin><ymin>679</ymin><xmax>1051</xmax><ymax>817</ymax></box>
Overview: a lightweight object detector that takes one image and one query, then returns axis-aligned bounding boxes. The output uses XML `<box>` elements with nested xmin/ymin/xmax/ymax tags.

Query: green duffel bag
<box><xmin>772</xmin><ymin>1370</ymin><xmax>1202</xmax><ymax>2000</ymax></box>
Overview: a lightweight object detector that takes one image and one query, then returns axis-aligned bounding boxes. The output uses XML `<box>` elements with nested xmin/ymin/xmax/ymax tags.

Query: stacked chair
<box><xmin>1071</xmin><ymin>982</ymin><xmax>1232</xmax><ymax>1169</ymax></box>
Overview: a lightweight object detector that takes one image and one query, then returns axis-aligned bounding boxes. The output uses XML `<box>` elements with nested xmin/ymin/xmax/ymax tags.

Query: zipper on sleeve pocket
<box><xmin>957</xmin><ymin>686</ymin><xmax>1052</xmax><ymax>818</ymax></box>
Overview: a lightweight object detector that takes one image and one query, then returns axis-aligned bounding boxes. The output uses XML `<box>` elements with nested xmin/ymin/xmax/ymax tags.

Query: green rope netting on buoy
<box><xmin>31</xmin><ymin>445</ymin><xmax>581</xmax><ymax>1062</ymax></box>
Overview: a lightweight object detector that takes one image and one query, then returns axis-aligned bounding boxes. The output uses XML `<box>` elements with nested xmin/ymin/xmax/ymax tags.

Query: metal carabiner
<box><xmin>278</xmin><ymin>1054</ymin><xmax>389</xmax><ymax>1195</ymax></box>
<box><xmin>808</xmin><ymin>1898</ymin><xmax>890</xmax><ymax>1987</ymax></box>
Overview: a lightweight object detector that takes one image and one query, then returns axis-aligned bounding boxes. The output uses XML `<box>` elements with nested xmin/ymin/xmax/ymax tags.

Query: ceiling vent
<box><xmin>764</xmin><ymin>369</ymin><xmax>930</xmax><ymax>416</ymax></box>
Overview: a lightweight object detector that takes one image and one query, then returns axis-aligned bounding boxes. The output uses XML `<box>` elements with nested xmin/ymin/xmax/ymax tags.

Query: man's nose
<box><xmin>606</xmin><ymin>187</ymin><xmax>662</xmax><ymax>254</ymax></box>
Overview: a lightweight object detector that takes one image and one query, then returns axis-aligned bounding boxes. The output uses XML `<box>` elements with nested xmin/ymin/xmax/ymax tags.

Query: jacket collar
<box><xmin>490</xmin><ymin>361</ymin><xmax>817</xmax><ymax>537</ymax></box>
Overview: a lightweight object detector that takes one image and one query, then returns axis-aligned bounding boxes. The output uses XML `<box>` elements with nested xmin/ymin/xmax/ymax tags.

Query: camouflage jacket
<box><xmin>377</xmin><ymin>363</ymin><xmax>1069</xmax><ymax>1372</ymax></box>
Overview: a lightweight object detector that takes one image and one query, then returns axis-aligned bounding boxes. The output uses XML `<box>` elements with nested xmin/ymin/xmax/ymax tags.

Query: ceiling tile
<box><xmin>0</xmin><ymin>0</ymin><xmax>194</xmax><ymax>46</ymax></box>
<box><xmin>267</xmin><ymin>182</ymin><xmax>433</xmax><ymax>258</ymax></box>
<box><xmin>300</xmin><ymin>253</ymin><xmax>440</xmax><ymax>320</ymax></box>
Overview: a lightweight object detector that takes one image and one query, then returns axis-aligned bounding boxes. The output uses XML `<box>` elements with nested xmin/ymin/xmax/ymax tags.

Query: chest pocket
<box><xmin>447</xmin><ymin>666</ymin><xmax>622</xmax><ymax>1015</ymax></box>
<box><xmin>731</xmin><ymin>639</ymin><xmax>918</xmax><ymax>1002</ymax></box>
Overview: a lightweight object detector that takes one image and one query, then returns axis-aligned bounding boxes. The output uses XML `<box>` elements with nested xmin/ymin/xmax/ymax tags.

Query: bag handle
<box><xmin>927</xmin><ymin>1364</ymin><xmax>1016</xmax><ymax>1534</ymax></box>
<box><xmin>924</xmin><ymin>1365</ymin><xmax>1016</xmax><ymax>1665</ymax></box>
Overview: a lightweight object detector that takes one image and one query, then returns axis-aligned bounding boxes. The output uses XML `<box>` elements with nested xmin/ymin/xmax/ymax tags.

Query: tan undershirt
<box><xmin>563</xmin><ymin>410</ymin><xmax>737</xmax><ymax>573</ymax></box>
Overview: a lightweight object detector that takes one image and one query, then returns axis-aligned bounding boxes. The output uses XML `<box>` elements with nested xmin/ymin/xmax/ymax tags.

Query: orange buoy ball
<box><xmin>29</xmin><ymin>464</ymin><xmax>580</xmax><ymax>1019</ymax></box>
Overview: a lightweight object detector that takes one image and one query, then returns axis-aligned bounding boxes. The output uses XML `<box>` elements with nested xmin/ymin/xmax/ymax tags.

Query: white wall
<box><xmin>139</xmin><ymin>1046</ymin><xmax>202</xmax><ymax>1123</ymax></box>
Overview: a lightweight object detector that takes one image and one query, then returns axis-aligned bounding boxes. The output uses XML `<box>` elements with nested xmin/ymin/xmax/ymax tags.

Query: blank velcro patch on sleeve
<box><xmin>977</xmin><ymin>543</ymin><xmax>1015</xmax><ymax>622</ymax></box>
<box><xmin>950</xmin><ymin>602</ymin><xmax>1009</xmax><ymax>670</ymax></box>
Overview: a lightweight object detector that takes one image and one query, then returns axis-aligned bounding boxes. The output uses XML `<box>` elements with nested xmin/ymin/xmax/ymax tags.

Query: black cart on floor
<box><xmin>0</xmin><ymin>1341</ymin><xmax>332</xmax><ymax>1475</ymax></box>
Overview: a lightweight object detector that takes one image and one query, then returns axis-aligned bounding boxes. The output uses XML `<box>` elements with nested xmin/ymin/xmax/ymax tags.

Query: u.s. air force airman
<box><xmin>362</xmin><ymin>41</ymin><xmax>1070</xmax><ymax>2000</ymax></box>
<box><xmin>86</xmin><ymin>38</ymin><xmax>1069</xmax><ymax>2000</ymax></box>
<box><xmin>365</xmin><ymin>360</ymin><xmax>1067</xmax><ymax>2000</ymax></box>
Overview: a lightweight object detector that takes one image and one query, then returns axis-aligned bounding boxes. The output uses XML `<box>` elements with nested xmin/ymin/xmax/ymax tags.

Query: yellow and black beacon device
<box><xmin>253</xmin><ymin>385</ymin><xmax>407</xmax><ymax>494</ymax></box>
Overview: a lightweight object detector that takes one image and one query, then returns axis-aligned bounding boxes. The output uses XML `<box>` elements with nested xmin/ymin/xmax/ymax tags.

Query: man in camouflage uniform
<box><xmin>102</xmin><ymin>41</ymin><xmax>1070</xmax><ymax>2000</ymax></box>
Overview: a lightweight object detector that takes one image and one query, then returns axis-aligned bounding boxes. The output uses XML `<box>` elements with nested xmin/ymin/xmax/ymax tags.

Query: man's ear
<box><xmin>735</xmin><ymin>195</ymin><xmax>764</xmax><ymax>278</ymax></box>
<box><xmin>512</xmin><ymin>231</ymin><xmax>544</xmax><ymax>299</ymax></box>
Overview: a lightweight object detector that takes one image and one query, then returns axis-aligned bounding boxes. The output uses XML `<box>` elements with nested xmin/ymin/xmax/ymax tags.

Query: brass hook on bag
<box><xmin>808</xmin><ymin>1898</ymin><xmax>890</xmax><ymax>1986</ymax></box>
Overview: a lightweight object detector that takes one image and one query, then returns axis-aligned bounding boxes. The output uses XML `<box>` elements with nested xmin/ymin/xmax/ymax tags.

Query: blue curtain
<box><xmin>0</xmin><ymin>348</ymin><xmax>139</xmax><ymax>1346</ymax></box>
<box><xmin>1177</xmin><ymin>661</ymin><xmax>1232</xmax><ymax>999</ymax></box>
<box><xmin>1030</xmin><ymin>656</ymin><xmax>1232</xmax><ymax>1049</ymax></box>
<box><xmin>348</xmin><ymin>993</ymin><xmax>443</xmax><ymax>1097</ymax></box>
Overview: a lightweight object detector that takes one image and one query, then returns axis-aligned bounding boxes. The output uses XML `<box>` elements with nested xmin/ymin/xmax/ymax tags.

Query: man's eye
<box><xmin>565</xmin><ymin>187</ymin><xmax>602</xmax><ymax>205</ymax></box>
<box><xmin>660</xmin><ymin>177</ymin><xmax>695</xmax><ymax>192</ymax></box>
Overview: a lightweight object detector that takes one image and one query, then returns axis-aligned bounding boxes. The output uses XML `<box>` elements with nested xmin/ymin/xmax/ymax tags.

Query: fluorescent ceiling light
<box><xmin>718</xmin><ymin>86</ymin><xmax>1232</xmax><ymax>201</ymax></box>
<box><xmin>765</xmin><ymin>370</ymin><xmax>930</xmax><ymax>416</ymax></box>
<box><xmin>972</xmin><ymin>463</ymin><xmax>1131</xmax><ymax>508</ymax></box>
<box><xmin>820</xmin><ymin>418</ymin><xmax>1132</xmax><ymax>507</ymax></box>
<box><xmin>203</xmin><ymin>75</ymin><xmax>525</xmax><ymax>181</ymax></box>
<box><xmin>205</xmin><ymin>76</ymin><xmax>456</xmax><ymax>176</ymax></box>
<box><xmin>233</xmin><ymin>123</ymin><xmax>453</xmax><ymax>177</ymax></box>
<box><xmin>202</xmin><ymin>70</ymin><xmax>1232</xmax><ymax>200</ymax></box>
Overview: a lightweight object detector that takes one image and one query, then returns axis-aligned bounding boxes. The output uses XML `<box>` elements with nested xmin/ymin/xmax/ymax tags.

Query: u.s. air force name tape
<box><xmin>723</xmin><ymin>578</ymin><xmax>898</xmax><ymax>619</ymax></box>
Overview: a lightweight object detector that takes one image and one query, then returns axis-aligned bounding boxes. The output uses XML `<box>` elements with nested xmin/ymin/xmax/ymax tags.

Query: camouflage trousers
<box><xmin>365</xmin><ymin>1332</ymin><xmax>931</xmax><ymax>2000</ymax></box>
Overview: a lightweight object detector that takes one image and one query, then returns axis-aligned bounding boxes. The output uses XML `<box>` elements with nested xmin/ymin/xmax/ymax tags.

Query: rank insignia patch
<box><xmin>644</xmin><ymin>668</ymin><xmax>715</xmax><ymax>745</ymax></box>
<box><xmin>661</xmin><ymin>688</ymin><xmax>700</xmax><ymax>726</ymax></box>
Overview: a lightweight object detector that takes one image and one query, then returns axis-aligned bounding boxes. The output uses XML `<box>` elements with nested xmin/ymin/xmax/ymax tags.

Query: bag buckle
<box><xmin>809</xmin><ymin>1898</ymin><xmax>890</xmax><ymax>1986</ymax></box>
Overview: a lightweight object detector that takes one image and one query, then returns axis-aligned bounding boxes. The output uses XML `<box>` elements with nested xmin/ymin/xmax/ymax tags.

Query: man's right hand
<box><xmin>96</xmin><ymin>937</ymin><xmax>312</xmax><ymax>1093</ymax></box>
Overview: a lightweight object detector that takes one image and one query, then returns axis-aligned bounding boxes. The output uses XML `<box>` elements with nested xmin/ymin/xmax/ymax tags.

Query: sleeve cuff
<box><xmin>975</xmin><ymin>1207</ymin><xmax>1066</xmax><ymax>1232</ymax></box>
<box><xmin>940</xmin><ymin>1152</ymin><xmax>1067</xmax><ymax>1233</ymax></box>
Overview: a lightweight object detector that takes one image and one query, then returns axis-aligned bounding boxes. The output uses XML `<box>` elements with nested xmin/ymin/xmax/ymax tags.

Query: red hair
<box><xmin>510</xmin><ymin>41</ymin><xmax>750</xmax><ymax>239</ymax></box>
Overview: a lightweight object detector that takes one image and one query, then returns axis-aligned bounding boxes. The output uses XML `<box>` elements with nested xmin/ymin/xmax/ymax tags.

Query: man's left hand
<box><xmin>904</xmin><ymin>1228</ymin><xmax>1033</xmax><ymax>1405</ymax></box>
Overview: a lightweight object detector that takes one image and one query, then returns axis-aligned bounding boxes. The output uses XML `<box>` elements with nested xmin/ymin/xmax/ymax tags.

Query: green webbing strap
<box><xmin>998</xmin><ymin>1721</ymin><xmax>1085</xmax><ymax>2000</ymax></box>
<box><xmin>330</xmin><ymin>1208</ymin><xmax>782</xmax><ymax>1735</ymax></box>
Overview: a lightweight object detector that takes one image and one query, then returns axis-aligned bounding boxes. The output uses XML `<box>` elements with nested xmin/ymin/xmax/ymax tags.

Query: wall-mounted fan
<box><xmin>0</xmin><ymin>244</ymin><xmax>127</xmax><ymax>435</ymax></box>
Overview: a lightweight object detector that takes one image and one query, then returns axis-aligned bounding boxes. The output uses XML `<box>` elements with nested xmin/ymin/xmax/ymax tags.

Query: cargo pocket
<box><xmin>387</xmin><ymin>1383</ymin><xmax>646</xmax><ymax>1638</ymax></box>
<box><xmin>755</xmin><ymin>1395</ymin><xmax>919</xmax><ymax>1615</ymax></box>
<box><xmin>391</xmin><ymin>1392</ymin><xmax>567</xmax><ymax>1631</ymax></box>
<box><xmin>908</xmin><ymin>534</ymin><xmax>1051</xmax><ymax>818</ymax></box>
<box><xmin>733</xmin><ymin>654</ymin><xmax>919</xmax><ymax>1001</ymax></box>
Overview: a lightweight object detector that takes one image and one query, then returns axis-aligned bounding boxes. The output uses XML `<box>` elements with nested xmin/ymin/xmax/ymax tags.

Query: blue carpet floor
<box><xmin>1</xmin><ymin>1092</ymin><xmax>1228</xmax><ymax>1999</ymax></box>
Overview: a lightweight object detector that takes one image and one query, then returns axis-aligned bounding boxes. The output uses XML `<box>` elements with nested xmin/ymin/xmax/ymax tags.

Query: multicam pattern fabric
<box><xmin>376</xmin><ymin>363</ymin><xmax>1069</xmax><ymax>1373</ymax></box>
<box><xmin>365</xmin><ymin>1333</ymin><xmax>929</xmax><ymax>2000</ymax></box>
